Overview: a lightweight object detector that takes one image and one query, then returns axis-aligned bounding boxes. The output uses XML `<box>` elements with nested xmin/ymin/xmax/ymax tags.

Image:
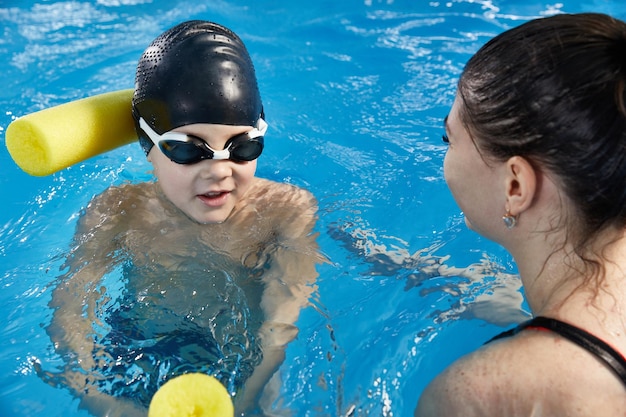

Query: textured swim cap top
<box><xmin>132</xmin><ymin>20</ymin><xmax>263</xmax><ymax>153</ymax></box>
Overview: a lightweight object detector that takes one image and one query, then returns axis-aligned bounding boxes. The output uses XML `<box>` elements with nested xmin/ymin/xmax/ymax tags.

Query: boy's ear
<box><xmin>504</xmin><ymin>156</ymin><xmax>537</xmax><ymax>215</ymax></box>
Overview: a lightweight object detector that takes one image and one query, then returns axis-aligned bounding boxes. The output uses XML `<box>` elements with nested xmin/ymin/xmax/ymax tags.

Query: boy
<box><xmin>45</xmin><ymin>20</ymin><xmax>323</xmax><ymax>416</ymax></box>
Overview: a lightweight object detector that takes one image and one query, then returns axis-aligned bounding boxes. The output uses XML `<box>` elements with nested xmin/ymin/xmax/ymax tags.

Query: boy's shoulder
<box><xmin>79</xmin><ymin>182</ymin><xmax>160</xmax><ymax>227</ymax></box>
<box><xmin>89</xmin><ymin>181</ymin><xmax>153</xmax><ymax>201</ymax></box>
<box><xmin>241</xmin><ymin>178</ymin><xmax>318</xmax><ymax>239</ymax></box>
<box><xmin>251</xmin><ymin>177</ymin><xmax>314</xmax><ymax>196</ymax></box>
<box><xmin>247</xmin><ymin>178</ymin><xmax>317</xmax><ymax>208</ymax></box>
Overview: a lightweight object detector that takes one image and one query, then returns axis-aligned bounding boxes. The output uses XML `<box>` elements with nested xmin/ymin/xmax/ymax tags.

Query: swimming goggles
<box><xmin>139</xmin><ymin>117</ymin><xmax>267</xmax><ymax>164</ymax></box>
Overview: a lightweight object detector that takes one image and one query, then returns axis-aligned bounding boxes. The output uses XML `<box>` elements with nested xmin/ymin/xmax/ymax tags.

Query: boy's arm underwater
<box><xmin>45</xmin><ymin>186</ymin><xmax>146</xmax><ymax>416</ymax></box>
<box><xmin>47</xmin><ymin>188</ymin><xmax>122</xmax><ymax>365</ymax></box>
<box><xmin>236</xmin><ymin>180</ymin><xmax>326</xmax><ymax>411</ymax></box>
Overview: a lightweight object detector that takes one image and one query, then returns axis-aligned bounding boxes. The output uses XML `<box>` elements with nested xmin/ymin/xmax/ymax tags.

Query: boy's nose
<box><xmin>199</xmin><ymin>159</ymin><xmax>232</xmax><ymax>180</ymax></box>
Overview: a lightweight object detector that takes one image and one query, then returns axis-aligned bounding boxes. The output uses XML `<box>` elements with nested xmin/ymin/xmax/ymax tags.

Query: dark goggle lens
<box><xmin>159</xmin><ymin>134</ymin><xmax>264</xmax><ymax>165</ymax></box>
<box><xmin>159</xmin><ymin>139</ymin><xmax>210</xmax><ymax>164</ymax></box>
<box><xmin>226</xmin><ymin>134</ymin><xmax>264</xmax><ymax>162</ymax></box>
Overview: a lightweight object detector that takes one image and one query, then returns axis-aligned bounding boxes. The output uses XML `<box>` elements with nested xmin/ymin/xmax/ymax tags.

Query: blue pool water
<box><xmin>2</xmin><ymin>1</ymin><xmax>625</xmax><ymax>416</ymax></box>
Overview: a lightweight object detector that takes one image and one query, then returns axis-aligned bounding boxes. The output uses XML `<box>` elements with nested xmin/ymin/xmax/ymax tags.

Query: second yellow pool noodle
<box><xmin>148</xmin><ymin>373</ymin><xmax>234</xmax><ymax>417</ymax></box>
<box><xmin>6</xmin><ymin>89</ymin><xmax>137</xmax><ymax>176</ymax></box>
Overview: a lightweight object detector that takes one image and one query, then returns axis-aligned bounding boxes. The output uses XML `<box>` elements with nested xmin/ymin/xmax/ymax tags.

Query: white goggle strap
<box><xmin>257</xmin><ymin>117</ymin><xmax>268</xmax><ymax>136</ymax></box>
<box><xmin>139</xmin><ymin>117</ymin><xmax>188</xmax><ymax>146</ymax></box>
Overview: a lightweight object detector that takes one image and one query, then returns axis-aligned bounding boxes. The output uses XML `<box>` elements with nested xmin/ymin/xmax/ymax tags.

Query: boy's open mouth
<box><xmin>198</xmin><ymin>191</ymin><xmax>230</xmax><ymax>206</ymax></box>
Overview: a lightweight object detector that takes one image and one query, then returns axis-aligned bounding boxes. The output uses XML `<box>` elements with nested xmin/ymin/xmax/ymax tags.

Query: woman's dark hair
<box><xmin>458</xmin><ymin>13</ymin><xmax>626</xmax><ymax>254</ymax></box>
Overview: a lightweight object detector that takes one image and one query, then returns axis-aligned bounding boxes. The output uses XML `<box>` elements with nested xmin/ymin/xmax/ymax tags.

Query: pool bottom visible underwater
<box><xmin>3</xmin><ymin>0</ymin><xmax>624</xmax><ymax>416</ymax></box>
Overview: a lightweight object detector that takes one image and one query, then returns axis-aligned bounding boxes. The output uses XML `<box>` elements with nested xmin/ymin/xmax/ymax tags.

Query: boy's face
<box><xmin>148</xmin><ymin>123</ymin><xmax>258</xmax><ymax>224</ymax></box>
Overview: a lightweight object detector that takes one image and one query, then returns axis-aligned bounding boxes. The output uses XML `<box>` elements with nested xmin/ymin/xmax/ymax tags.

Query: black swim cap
<box><xmin>132</xmin><ymin>20</ymin><xmax>263</xmax><ymax>154</ymax></box>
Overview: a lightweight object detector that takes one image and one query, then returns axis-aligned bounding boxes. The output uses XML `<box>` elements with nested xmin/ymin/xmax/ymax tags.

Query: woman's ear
<box><xmin>504</xmin><ymin>156</ymin><xmax>537</xmax><ymax>215</ymax></box>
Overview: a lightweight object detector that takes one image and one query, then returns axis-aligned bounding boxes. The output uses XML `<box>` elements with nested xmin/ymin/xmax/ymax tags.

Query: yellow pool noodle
<box><xmin>6</xmin><ymin>89</ymin><xmax>136</xmax><ymax>176</ymax></box>
<box><xmin>148</xmin><ymin>373</ymin><xmax>234</xmax><ymax>417</ymax></box>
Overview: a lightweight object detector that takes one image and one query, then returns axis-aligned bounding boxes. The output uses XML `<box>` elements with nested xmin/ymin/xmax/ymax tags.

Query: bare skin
<box><xmin>45</xmin><ymin>125</ymin><xmax>324</xmax><ymax>417</ymax></box>
<box><xmin>415</xmin><ymin>97</ymin><xmax>626</xmax><ymax>416</ymax></box>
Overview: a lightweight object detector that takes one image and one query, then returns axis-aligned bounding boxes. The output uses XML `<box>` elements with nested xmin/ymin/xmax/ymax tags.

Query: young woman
<box><xmin>417</xmin><ymin>13</ymin><xmax>626</xmax><ymax>416</ymax></box>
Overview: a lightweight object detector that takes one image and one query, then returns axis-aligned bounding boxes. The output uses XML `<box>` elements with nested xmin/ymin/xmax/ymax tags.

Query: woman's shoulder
<box><xmin>416</xmin><ymin>333</ymin><xmax>538</xmax><ymax>416</ymax></box>
<box><xmin>416</xmin><ymin>327</ymin><xmax>626</xmax><ymax>416</ymax></box>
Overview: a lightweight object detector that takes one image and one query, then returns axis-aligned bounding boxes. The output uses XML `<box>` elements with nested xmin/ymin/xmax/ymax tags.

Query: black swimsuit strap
<box><xmin>488</xmin><ymin>316</ymin><xmax>626</xmax><ymax>387</ymax></box>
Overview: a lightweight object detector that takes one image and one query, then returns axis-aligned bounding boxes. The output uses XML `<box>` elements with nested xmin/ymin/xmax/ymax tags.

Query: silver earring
<box><xmin>502</xmin><ymin>211</ymin><xmax>517</xmax><ymax>229</ymax></box>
